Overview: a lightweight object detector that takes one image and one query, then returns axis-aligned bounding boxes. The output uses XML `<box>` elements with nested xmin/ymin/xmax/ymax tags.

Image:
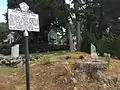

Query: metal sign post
<box><xmin>8</xmin><ymin>2</ymin><xmax>40</xmax><ymax>90</ymax></box>
<box><xmin>24</xmin><ymin>30</ymin><xmax>30</xmax><ymax>90</ymax></box>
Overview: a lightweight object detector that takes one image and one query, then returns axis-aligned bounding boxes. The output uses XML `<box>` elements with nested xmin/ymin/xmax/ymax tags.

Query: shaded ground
<box><xmin>0</xmin><ymin>51</ymin><xmax>120</xmax><ymax>90</ymax></box>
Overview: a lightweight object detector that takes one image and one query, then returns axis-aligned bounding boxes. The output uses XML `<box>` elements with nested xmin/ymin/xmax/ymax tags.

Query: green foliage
<box><xmin>7</xmin><ymin>0</ymin><xmax>120</xmax><ymax>55</ymax></box>
<box><xmin>100</xmin><ymin>36</ymin><xmax>120</xmax><ymax>58</ymax></box>
<box><xmin>8</xmin><ymin>0</ymin><xmax>69</xmax><ymax>30</ymax></box>
<box><xmin>8</xmin><ymin>0</ymin><xmax>70</xmax><ymax>44</ymax></box>
<box><xmin>0</xmin><ymin>23</ymin><xmax>9</xmax><ymax>43</ymax></box>
<box><xmin>40</xmin><ymin>55</ymin><xmax>51</xmax><ymax>65</ymax></box>
<box><xmin>0</xmin><ymin>66</ymin><xmax>13</xmax><ymax>76</ymax></box>
<box><xmin>89</xmin><ymin>32</ymin><xmax>120</xmax><ymax>58</ymax></box>
<box><xmin>104</xmin><ymin>53</ymin><xmax>111</xmax><ymax>66</ymax></box>
<box><xmin>111</xmin><ymin>36</ymin><xmax>120</xmax><ymax>58</ymax></box>
<box><xmin>98</xmin><ymin>36</ymin><xmax>114</xmax><ymax>55</ymax></box>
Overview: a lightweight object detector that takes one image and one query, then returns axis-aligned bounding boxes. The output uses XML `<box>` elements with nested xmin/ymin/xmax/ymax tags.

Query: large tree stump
<box><xmin>75</xmin><ymin>60</ymin><xmax>113</xmax><ymax>85</ymax></box>
<box><xmin>76</xmin><ymin>60</ymin><xmax>108</xmax><ymax>74</ymax></box>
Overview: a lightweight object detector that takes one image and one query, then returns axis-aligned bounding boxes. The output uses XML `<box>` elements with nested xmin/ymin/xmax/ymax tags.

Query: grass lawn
<box><xmin>0</xmin><ymin>66</ymin><xmax>13</xmax><ymax>76</ymax></box>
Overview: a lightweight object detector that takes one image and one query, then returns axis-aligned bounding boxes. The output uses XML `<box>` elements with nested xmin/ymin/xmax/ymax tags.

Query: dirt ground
<box><xmin>0</xmin><ymin>52</ymin><xmax>120</xmax><ymax>90</ymax></box>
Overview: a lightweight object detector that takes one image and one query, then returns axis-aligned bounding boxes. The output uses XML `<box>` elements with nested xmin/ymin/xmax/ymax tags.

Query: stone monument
<box><xmin>48</xmin><ymin>29</ymin><xmax>57</xmax><ymax>44</ymax></box>
<box><xmin>3</xmin><ymin>32</ymin><xmax>14</xmax><ymax>43</ymax></box>
<box><xmin>4</xmin><ymin>32</ymin><xmax>19</xmax><ymax>58</ymax></box>
<box><xmin>11</xmin><ymin>44</ymin><xmax>19</xmax><ymax>58</ymax></box>
<box><xmin>90</xmin><ymin>43</ymin><xmax>98</xmax><ymax>61</ymax></box>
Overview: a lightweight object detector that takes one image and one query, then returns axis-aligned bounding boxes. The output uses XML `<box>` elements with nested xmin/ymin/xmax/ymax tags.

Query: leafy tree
<box><xmin>7</xmin><ymin>0</ymin><xmax>120</xmax><ymax>55</ymax></box>
<box><xmin>7</xmin><ymin>0</ymin><xmax>69</xmax><ymax>42</ymax></box>
<box><xmin>7</xmin><ymin>0</ymin><xmax>76</xmax><ymax>51</ymax></box>
<box><xmin>0</xmin><ymin>23</ymin><xmax>9</xmax><ymax>43</ymax></box>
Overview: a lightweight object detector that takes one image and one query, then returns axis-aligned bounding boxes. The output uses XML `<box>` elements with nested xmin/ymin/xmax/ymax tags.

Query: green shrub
<box><xmin>98</xmin><ymin>36</ymin><xmax>114</xmax><ymax>55</ymax></box>
<box><xmin>40</xmin><ymin>55</ymin><xmax>51</xmax><ymax>65</ymax></box>
<box><xmin>104</xmin><ymin>53</ymin><xmax>111</xmax><ymax>66</ymax></box>
<box><xmin>89</xmin><ymin>33</ymin><xmax>120</xmax><ymax>58</ymax></box>
<box><xmin>111</xmin><ymin>36</ymin><xmax>120</xmax><ymax>58</ymax></box>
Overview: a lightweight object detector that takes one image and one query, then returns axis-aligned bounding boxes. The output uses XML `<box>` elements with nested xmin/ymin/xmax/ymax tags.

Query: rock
<box><xmin>10</xmin><ymin>59</ymin><xmax>24</xmax><ymax>67</ymax></box>
<box><xmin>80</xmin><ymin>74</ymin><xmax>88</xmax><ymax>80</ymax></box>
<box><xmin>0</xmin><ymin>54</ymin><xmax>4</xmax><ymax>60</ymax></box>
<box><xmin>65</xmin><ymin>56</ymin><xmax>71</xmax><ymax>59</ymax></box>
<box><xmin>103</xmin><ymin>84</ymin><xmax>107</xmax><ymax>89</ymax></box>
<box><xmin>36</xmin><ymin>73</ymin><xmax>40</xmax><ymax>76</ymax></box>
<box><xmin>117</xmin><ymin>76</ymin><xmax>120</xmax><ymax>82</ymax></box>
<box><xmin>1</xmin><ymin>59</ymin><xmax>7</xmax><ymax>65</ymax></box>
<box><xmin>0</xmin><ymin>55</ymin><xmax>25</xmax><ymax>67</ymax></box>
<box><xmin>0</xmin><ymin>54</ymin><xmax>41</xmax><ymax>68</ymax></box>
<box><xmin>16</xmin><ymin>61</ymin><xmax>24</xmax><ymax>67</ymax></box>
<box><xmin>71</xmin><ymin>77</ymin><xmax>77</xmax><ymax>84</ymax></box>
<box><xmin>13</xmin><ymin>73</ymin><xmax>17</xmax><ymax>76</ymax></box>
<box><xmin>29</xmin><ymin>55</ymin><xmax>42</xmax><ymax>61</ymax></box>
<box><xmin>74</xmin><ymin>87</ymin><xmax>78</xmax><ymax>90</ymax></box>
<box><xmin>79</xmin><ymin>55</ymin><xmax>84</xmax><ymax>59</ymax></box>
<box><xmin>64</xmin><ymin>77</ymin><xmax>67</xmax><ymax>83</ymax></box>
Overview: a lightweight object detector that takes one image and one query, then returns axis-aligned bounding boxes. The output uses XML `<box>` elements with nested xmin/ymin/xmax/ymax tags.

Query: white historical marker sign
<box><xmin>19</xmin><ymin>2</ymin><xmax>29</xmax><ymax>11</ymax></box>
<box><xmin>8</xmin><ymin>2</ymin><xmax>39</xmax><ymax>90</ymax></box>
<box><xmin>8</xmin><ymin>8</ymin><xmax>39</xmax><ymax>32</ymax></box>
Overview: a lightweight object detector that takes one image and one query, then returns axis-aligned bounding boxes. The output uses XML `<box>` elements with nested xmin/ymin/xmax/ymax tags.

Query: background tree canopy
<box><xmin>5</xmin><ymin>0</ymin><xmax>120</xmax><ymax>58</ymax></box>
<box><xmin>8</xmin><ymin>0</ymin><xmax>70</xmax><ymax>44</ymax></box>
<box><xmin>0</xmin><ymin>23</ymin><xmax>9</xmax><ymax>43</ymax></box>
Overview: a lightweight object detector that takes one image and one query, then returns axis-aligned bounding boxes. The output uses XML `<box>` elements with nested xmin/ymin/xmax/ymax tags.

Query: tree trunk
<box><xmin>67</xmin><ymin>24</ymin><xmax>74</xmax><ymax>51</ymax></box>
<box><xmin>76</xmin><ymin>21</ymin><xmax>82</xmax><ymax>51</ymax></box>
<box><xmin>74</xmin><ymin>0</ymin><xmax>82</xmax><ymax>51</ymax></box>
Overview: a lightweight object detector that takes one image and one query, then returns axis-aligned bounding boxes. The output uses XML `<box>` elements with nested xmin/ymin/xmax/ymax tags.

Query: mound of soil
<box><xmin>0</xmin><ymin>53</ymin><xmax>120</xmax><ymax>90</ymax></box>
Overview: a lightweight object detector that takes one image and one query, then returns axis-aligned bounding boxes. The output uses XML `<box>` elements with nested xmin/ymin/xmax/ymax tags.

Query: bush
<box><xmin>97</xmin><ymin>36</ymin><xmax>114</xmax><ymax>56</ymax></box>
<box><xmin>0</xmin><ymin>44</ymin><xmax>10</xmax><ymax>55</ymax></box>
<box><xmin>40</xmin><ymin>55</ymin><xmax>51</xmax><ymax>65</ymax></box>
<box><xmin>97</xmin><ymin>36</ymin><xmax>120</xmax><ymax>58</ymax></box>
<box><xmin>1</xmin><ymin>49</ymin><xmax>10</xmax><ymax>55</ymax></box>
<box><xmin>111</xmin><ymin>37</ymin><xmax>120</xmax><ymax>58</ymax></box>
<box><xmin>89</xmin><ymin>33</ymin><xmax>120</xmax><ymax>58</ymax></box>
